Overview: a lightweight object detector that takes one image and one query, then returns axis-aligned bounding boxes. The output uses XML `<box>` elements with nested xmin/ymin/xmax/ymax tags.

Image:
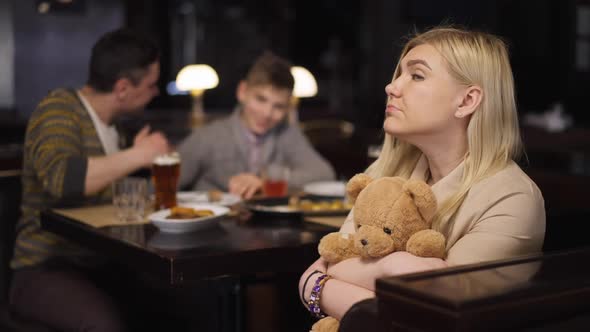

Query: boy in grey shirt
<box><xmin>178</xmin><ymin>52</ymin><xmax>335</xmax><ymax>198</ymax></box>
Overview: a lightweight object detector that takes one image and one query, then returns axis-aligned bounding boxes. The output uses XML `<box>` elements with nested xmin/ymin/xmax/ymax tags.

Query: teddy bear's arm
<box><xmin>406</xmin><ymin>229</ymin><xmax>446</xmax><ymax>259</ymax></box>
<box><xmin>318</xmin><ymin>232</ymin><xmax>359</xmax><ymax>264</ymax></box>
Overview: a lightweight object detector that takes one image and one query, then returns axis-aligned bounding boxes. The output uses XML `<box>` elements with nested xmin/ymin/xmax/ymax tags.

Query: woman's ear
<box><xmin>455</xmin><ymin>85</ymin><xmax>483</xmax><ymax>118</ymax></box>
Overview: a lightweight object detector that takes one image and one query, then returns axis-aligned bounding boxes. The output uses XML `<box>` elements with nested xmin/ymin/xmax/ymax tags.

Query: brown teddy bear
<box><xmin>310</xmin><ymin>174</ymin><xmax>446</xmax><ymax>332</ymax></box>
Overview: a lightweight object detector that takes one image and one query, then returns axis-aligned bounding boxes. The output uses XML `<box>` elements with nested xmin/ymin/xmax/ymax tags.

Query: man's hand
<box><xmin>133</xmin><ymin>125</ymin><xmax>170</xmax><ymax>167</ymax></box>
<box><xmin>85</xmin><ymin>125</ymin><xmax>169</xmax><ymax>195</ymax></box>
<box><xmin>228</xmin><ymin>173</ymin><xmax>263</xmax><ymax>199</ymax></box>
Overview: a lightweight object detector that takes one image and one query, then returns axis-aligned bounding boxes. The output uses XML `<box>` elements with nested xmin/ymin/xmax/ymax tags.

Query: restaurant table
<box><xmin>40</xmin><ymin>206</ymin><xmax>343</xmax><ymax>331</ymax></box>
<box><xmin>40</xmin><ymin>207</ymin><xmax>339</xmax><ymax>285</ymax></box>
<box><xmin>368</xmin><ymin>248</ymin><xmax>590</xmax><ymax>332</ymax></box>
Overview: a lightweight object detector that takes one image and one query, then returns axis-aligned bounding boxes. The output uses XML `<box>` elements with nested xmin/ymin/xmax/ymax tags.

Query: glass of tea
<box><xmin>262</xmin><ymin>163</ymin><xmax>290</xmax><ymax>197</ymax></box>
<box><xmin>152</xmin><ymin>152</ymin><xmax>181</xmax><ymax>210</ymax></box>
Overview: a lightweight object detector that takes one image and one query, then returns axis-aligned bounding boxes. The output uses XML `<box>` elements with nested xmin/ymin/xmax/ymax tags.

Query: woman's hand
<box><xmin>299</xmin><ymin>258</ymin><xmax>329</xmax><ymax>306</ymax></box>
<box><xmin>300</xmin><ymin>258</ymin><xmax>377</xmax><ymax>321</ymax></box>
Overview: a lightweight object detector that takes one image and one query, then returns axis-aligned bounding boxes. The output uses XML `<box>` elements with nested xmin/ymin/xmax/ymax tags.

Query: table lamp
<box><xmin>290</xmin><ymin>66</ymin><xmax>318</xmax><ymax>123</ymax></box>
<box><xmin>176</xmin><ymin>64</ymin><xmax>219</xmax><ymax>127</ymax></box>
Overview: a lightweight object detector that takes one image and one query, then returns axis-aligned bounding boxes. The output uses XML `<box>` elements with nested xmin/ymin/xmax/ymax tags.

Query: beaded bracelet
<box><xmin>301</xmin><ymin>270</ymin><xmax>323</xmax><ymax>307</ymax></box>
<box><xmin>307</xmin><ymin>273</ymin><xmax>332</xmax><ymax>318</ymax></box>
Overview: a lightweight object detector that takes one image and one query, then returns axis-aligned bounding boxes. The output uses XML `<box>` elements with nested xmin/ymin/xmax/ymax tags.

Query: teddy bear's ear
<box><xmin>403</xmin><ymin>179</ymin><xmax>437</xmax><ymax>223</ymax></box>
<box><xmin>346</xmin><ymin>173</ymin><xmax>373</xmax><ymax>204</ymax></box>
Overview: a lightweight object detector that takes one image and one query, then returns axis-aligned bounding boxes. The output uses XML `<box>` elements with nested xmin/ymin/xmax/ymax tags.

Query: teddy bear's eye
<box><xmin>357</xmin><ymin>224</ymin><xmax>362</xmax><ymax>229</ymax></box>
<box><xmin>383</xmin><ymin>227</ymin><xmax>392</xmax><ymax>235</ymax></box>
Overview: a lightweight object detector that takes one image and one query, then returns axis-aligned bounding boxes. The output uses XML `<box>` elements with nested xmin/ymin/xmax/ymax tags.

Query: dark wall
<box><xmin>13</xmin><ymin>0</ymin><xmax>123</xmax><ymax>117</ymax></box>
<box><xmin>359</xmin><ymin>0</ymin><xmax>586</xmax><ymax>127</ymax></box>
<box><xmin>4</xmin><ymin>0</ymin><xmax>589</xmax><ymax>128</ymax></box>
<box><xmin>0</xmin><ymin>2</ymin><xmax>14</xmax><ymax>111</ymax></box>
<box><xmin>136</xmin><ymin>0</ymin><xmax>588</xmax><ymax>127</ymax></box>
<box><xmin>137</xmin><ymin>0</ymin><xmax>362</xmax><ymax>119</ymax></box>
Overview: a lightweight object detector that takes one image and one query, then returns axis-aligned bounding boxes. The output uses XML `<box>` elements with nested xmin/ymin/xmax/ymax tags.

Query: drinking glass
<box><xmin>112</xmin><ymin>177</ymin><xmax>148</xmax><ymax>223</ymax></box>
<box><xmin>152</xmin><ymin>152</ymin><xmax>181</xmax><ymax>210</ymax></box>
<box><xmin>262</xmin><ymin>163</ymin><xmax>290</xmax><ymax>197</ymax></box>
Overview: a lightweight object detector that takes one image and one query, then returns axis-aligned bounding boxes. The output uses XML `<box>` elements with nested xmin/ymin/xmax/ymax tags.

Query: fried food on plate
<box><xmin>167</xmin><ymin>206</ymin><xmax>214</xmax><ymax>219</ymax></box>
<box><xmin>208</xmin><ymin>189</ymin><xmax>224</xmax><ymax>202</ymax></box>
<box><xmin>288</xmin><ymin>198</ymin><xmax>352</xmax><ymax>211</ymax></box>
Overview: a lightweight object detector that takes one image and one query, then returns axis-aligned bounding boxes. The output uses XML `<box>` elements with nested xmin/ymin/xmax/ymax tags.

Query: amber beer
<box><xmin>152</xmin><ymin>153</ymin><xmax>180</xmax><ymax>210</ymax></box>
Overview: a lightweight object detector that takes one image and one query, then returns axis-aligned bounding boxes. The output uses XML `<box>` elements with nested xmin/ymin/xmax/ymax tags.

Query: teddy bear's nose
<box><xmin>360</xmin><ymin>239</ymin><xmax>368</xmax><ymax>246</ymax></box>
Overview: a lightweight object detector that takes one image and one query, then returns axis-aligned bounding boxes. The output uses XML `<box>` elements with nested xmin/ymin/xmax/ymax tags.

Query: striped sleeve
<box><xmin>27</xmin><ymin>102</ymin><xmax>87</xmax><ymax>200</ymax></box>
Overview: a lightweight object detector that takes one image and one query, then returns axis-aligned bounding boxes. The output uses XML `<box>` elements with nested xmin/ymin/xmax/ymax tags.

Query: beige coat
<box><xmin>341</xmin><ymin>156</ymin><xmax>546</xmax><ymax>266</ymax></box>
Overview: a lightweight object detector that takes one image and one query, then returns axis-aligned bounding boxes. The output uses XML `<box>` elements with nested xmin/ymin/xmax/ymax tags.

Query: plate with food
<box><xmin>245</xmin><ymin>195</ymin><xmax>353</xmax><ymax>217</ymax></box>
<box><xmin>303</xmin><ymin>181</ymin><xmax>347</xmax><ymax>198</ymax></box>
<box><xmin>177</xmin><ymin>190</ymin><xmax>241</xmax><ymax>206</ymax></box>
<box><xmin>149</xmin><ymin>204</ymin><xmax>230</xmax><ymax>233</ymax></box>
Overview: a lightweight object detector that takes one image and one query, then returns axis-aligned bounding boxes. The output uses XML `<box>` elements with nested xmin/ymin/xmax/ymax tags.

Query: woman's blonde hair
<box><xmin>367</xmin><ymin>26</ymin><xmax>522</xmax><ymax>231</ymax></box>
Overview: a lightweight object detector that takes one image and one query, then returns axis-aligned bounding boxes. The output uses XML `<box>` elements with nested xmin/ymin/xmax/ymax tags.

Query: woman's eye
<box><xmin>383</xmin><ymin>227</ymin><xmax>392</xmax><ymax>235</ymax></box>
<box><xmin>411</xmin><ymin>74</ymin><xmax>424</xmax><ymax>81</ymax></box>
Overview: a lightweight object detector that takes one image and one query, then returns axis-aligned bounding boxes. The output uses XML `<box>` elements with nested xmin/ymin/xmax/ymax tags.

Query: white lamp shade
<box><xmin>291</xmin><ymin>66</ymin><xmax>318</xmax><ymax>98</ymax></box>
<box><xmin>176</xmin><ymin>64</ymin><xmax>219</xmax><ymax>91</ymax></box>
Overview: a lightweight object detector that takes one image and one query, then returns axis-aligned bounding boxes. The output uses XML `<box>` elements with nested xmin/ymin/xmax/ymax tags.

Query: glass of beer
<box><xmin>262</xmin><ymin>163</ymin><xmax>290</xmax><ymax>197</ymax></box>
<box><xmin>152</xmin><ymin>152</ymin><xmax>181</xmax><ymax>210</ymax></box>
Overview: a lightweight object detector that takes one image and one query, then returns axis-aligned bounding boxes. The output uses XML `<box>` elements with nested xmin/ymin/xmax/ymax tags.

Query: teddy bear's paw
<box><xmin>319</xmin><ymin>232</ymin><xmax>356</xmax><ymax>264</ymax></box>
<box><xmin>346</xmin><ymin>173</ymin><xmax>373</xmax><ymax>204</ymax></box>
<box><xmin>311</xmin><ymin>316</ymin><xmax>340</xmax><ymax>332</ymax></box>
<box><xmin>406</xmin><ymin>229</ymin><xmax>446</xmax><ymax>259</ymax></box>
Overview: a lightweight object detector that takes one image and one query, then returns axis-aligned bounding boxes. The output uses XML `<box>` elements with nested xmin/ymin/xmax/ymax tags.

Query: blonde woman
<box><xmin>299</xmin><ymin>27</ymin><xmax>546</xmax><ymax>322</ymax></box>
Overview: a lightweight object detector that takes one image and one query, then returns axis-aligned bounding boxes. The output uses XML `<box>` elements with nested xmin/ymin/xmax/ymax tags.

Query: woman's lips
<box><xmin>385</xmin><ymin>105</ymin><xmax>401</xmax><ymax>115</ymax></box>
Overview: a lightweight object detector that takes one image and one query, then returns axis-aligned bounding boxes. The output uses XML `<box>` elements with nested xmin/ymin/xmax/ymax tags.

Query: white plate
<box><xmin>303</xmin><ymin>181</ymin><xmax>346</xmax><ymax>197</ymax></box>
<box><xmin>177</xmin><ymin>191</ymin><xmax>241</xmax><ymax>206</ymax></box>
<box><xmin>149</xmin><ymin>203</ymin><xmax>229</xmax><ymax>233</ymax></box>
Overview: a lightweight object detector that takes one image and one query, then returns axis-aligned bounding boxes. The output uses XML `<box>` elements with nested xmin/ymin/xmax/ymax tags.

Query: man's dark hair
<box><xmin>87</xmin><ymin>28</ymin><xmax>159</xmax><ymax>92</ymax></box>
<box><xmin>245</xmin><ymin>51</ymin><xmax>294</xmax><ymax>92</ymax></box>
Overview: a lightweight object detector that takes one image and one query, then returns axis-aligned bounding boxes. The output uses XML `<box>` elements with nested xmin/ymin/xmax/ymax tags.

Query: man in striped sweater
<box><xmin>9</xmin><ymin>29</ymin><xmax>170</xmax><ymax>331</ymax></box>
